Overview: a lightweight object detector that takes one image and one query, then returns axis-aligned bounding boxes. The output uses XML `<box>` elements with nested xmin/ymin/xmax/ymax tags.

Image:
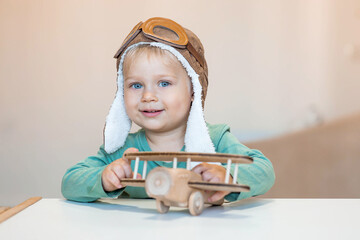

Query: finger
<box><xmin>209</xmin><ymin>175</ymin><xmax>220</xmax><ymax>183</ymax></box>
<box><xmin>111</xmin><ymin>164</ymin><xmax>126</xmax><ymax>180</ymax></box>
<box><xmin>201</xmin><ymin>168</ymin><xmax>222</xmax><ymax>182</ymax></box>
<box><xmin>107</xmin><ymin>171</ymin><xmax>123</xmax><ymax>190</ymax></box>
<box><xmin>202</xmin><ymin>170</ymin><xmax>215</xmax><ymax>182</ymax></box>
<box><xmin>122</xmin><ymin>148</ymin><xmax>139</xmax><ymax>163</ymax></box>
<box><xmin>208</xmin><ymin>191</ymin><xmax>228</xmax><ymax>203</ymax></box>
<box><xmin>120</xmin><ymin>160</ymin><xmax>133</xmax><ymax>178</ymax></box>
<box><xmin>192</xmin><ymin>163</ymin><xmax>210</xmax><ymax>175</ymax></box>
<box><xmin>136</xmin><ymin>173</ymin><xmax>142</xmax><ymax>179</ymax></box>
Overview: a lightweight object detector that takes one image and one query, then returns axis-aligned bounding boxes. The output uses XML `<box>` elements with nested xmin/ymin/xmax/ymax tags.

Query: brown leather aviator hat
<box><xmin>104</xmin><ymin>17</ymin><xmax>215</xmax><ymax>155</ymax></box>
<box><xmin>114</xmin><ymin>17</ymin><xmax>209</xmax><ymax>104</ymax></box>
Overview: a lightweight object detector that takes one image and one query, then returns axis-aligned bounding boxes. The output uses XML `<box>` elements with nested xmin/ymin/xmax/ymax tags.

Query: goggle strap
<box><xmin>187</xmin><ymin>41</ymin><xmax>205</xmax><ymax>69</ymax></box>
<box><xmin>113</xmin><ymin>29</ymin><xmax>142</xmax><ymax>58</ymax></box>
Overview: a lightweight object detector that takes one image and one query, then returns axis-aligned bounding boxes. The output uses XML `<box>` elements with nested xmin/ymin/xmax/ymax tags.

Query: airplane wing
<box><xmin>120</xmin><ymin>178</ymin><xmax>250</xmax><ymax>192</ymax></box>
<box><xmin>120</xmin><ymin>178</ymin><xmax>249</xmax><ymax>192</ymax></box>
<box><xmin>121</xmin><ymin>152</ymin><xmax>253</xmax><ymax>189</ymax></box>
<box><xmin>120</xmin><ymin>178</ymin><xmax>146</xmax><ymax>187</ymax></box>
<box><xmin>188</xmin><ymin>181</ymin><xmax>250</xmax><ymax>192</ymax></box>
<box><xmin>124</xmin><ymin>152</ymin><xmax>253</xmax><ymax>164</ymax></box>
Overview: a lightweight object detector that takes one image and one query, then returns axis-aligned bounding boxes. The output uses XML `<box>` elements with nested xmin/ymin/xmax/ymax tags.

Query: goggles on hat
<box><xmin>113</xmin><ymin>17</ymin><xmax>205</xmax><ymax>68</ymax></box>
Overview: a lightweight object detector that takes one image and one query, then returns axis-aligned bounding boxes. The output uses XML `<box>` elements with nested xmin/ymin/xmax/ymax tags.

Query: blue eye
<box><xmin>131</xmin><ymin>83</ymin><xmax>143</xmax><ymax>89</ymax></box>
<box><xmin>159</xmin><ymin>81</ymin><xmax>170</xmax><ymax>87</ymax></box>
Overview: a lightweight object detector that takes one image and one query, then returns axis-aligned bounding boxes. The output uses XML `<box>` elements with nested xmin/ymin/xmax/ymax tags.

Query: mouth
<box><xmin>141</xmin><ymin>109</ymin><xmax>164</xmax><ymax>117</ymax></box>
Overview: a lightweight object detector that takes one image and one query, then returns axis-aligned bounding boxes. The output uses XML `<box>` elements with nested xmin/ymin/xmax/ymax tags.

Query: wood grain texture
<box><xmin>125</xmin><ymin>152</ymin><xmax>253</xmax><ymax>164</ymax></box>
<box><xmin>0</xmin><ymin>197</ymin><xmax>42</xmax><ymax>223</ymax></box>
<box><xmin>0</xmin><ymin>207</ymin><xmax>10</xmax><ymax>215</ymax></box>
<box><xmin>145</xmin><ymin>167</ymin><xmax>203</xmax><ymax>208</ymax></box>
<box><xmin>121</xmin><ymin>179</ymin><xmax>146</xmax><ymax>187</ymax></box>
<box><xmin>188</xmin><ymin>181</ymin><xmax>250</xmax><ymax>192</ymax></box>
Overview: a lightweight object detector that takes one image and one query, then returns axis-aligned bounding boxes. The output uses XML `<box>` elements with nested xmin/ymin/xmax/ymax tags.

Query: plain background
<box><xmin>1</xmin><ymin>0</ymin><xmax>359</xmax><ymax>206</ymax></box>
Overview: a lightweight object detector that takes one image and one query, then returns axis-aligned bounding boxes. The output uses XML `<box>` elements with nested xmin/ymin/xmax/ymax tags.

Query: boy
<box><xmin>62</xmin><ymin>17</ymin><xmax>275</xmax><ymax>203</ymax></box>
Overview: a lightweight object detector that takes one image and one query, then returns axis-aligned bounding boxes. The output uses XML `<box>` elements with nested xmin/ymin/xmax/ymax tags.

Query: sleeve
<box><xmin>61</xmin><ymin>145</ymin><xmax>125</xmax><ymax>202</ymax></box>
<box><xmin>215</xmin><ymin>127</ymin><xmax>276</xmax><ymax>201</ymax></box>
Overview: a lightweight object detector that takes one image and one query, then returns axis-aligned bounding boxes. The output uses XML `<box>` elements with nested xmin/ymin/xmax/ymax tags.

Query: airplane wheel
<box><xmin>188</xmin><ymin>191</ymin><xmax>204</xmax><ymax>216</ymax></box>
<box><xmin>156</xmin><ymin>200</ymin><xmax>169</xmax><ymax>214</ymax></box>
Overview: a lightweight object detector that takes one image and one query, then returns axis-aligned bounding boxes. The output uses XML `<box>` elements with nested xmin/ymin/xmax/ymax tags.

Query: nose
<box><xmin>141</xmin><ymin>89</ymin><xmax>158</xmax><ymax>103</ymax></box>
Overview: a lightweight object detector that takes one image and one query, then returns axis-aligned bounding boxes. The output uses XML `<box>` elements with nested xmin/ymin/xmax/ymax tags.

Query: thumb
<box><xmin>124</xmin><ymin>147</ymin><xmax>139</xmax><ymax>154</ymax></box>
<box><xmin>123</xmin><ymin>148</ymin><xmax>139</xmax><ymax>162</ymax></box>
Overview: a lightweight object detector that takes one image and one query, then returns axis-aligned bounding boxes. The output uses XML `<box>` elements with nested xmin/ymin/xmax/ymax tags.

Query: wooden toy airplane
<box><xmin>121</xmin><ymin>152</ymin><xmax>253</xmax><ymax>216</ymax></box>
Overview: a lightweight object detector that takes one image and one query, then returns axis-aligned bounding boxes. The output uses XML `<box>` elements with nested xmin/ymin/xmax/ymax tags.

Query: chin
<box><xmin>144</xmin><ymin>125</ymin><xmax>167</xmax><ymax>132</ymax></box>
<box><xmin>134</xmin><ymin>122</ymin><xmax>162</xmax><ymax>130</ymax></box>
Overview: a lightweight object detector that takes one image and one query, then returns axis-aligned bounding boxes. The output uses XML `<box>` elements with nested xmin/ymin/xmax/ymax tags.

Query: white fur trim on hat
<box><xmin>104</xmin><ymin>42</ymin><xmax>215</xmax><ymax>154</ymax></box>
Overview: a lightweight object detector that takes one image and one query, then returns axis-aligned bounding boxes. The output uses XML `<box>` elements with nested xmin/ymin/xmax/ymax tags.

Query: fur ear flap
<box><xmin>104</xmin><ymin>58</ymin><xmax>132</xmax><ymax>154</ymax></box>
<box><xmin>104</xmin><ymin>94</ymin><xmax>132</xmax><ymax>154</ymax></box>
<box><xmin>184</xmin><ymin>73</ymin><xmax>215</xmax><ymax>153</ymax></box>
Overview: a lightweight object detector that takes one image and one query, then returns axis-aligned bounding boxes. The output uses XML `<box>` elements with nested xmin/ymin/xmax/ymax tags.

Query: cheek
<box><xmin>124</xmin><ymin>91</ymin><xmax>139</xmax><ymax>114</ymax></box>
<box><xmin>166</xmin><ymin>91</ymin><xmax>192</xmax><ymax>111</ymax></box>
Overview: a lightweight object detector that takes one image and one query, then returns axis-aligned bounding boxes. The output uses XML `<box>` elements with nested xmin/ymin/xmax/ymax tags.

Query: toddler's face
<box><xmin>123</xmin><ymin>52</ymin><xmax>193</xmax><ymax>134</ymax></box>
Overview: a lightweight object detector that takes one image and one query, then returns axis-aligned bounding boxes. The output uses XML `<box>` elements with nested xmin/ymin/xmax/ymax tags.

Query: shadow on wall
<box><xmin>246</xmin><ymin>113</ymin><xmax>360</xmax><ymax>198</ymax></box>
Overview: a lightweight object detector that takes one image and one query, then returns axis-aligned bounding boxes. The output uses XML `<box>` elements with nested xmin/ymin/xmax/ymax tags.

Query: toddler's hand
<box><xmin>101</xmin><ymin>148</ymin><xmax>141</xmax><ymax>192</ymax></box>
<box><xmin>192</xmin><ymin>163</ymin><xmax>233</xmax><ymax>203</ymax></box>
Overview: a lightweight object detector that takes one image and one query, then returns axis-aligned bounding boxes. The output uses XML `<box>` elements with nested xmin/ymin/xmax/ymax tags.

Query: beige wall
<box><xmin>1</xmin><ymin>0</ymin><xmax>359</xmax><ymax>206</ymax></box>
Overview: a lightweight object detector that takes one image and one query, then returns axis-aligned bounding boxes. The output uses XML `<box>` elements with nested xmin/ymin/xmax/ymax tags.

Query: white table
<box><xmin>1</xmin><ymin>198</ymin><xmax>359</xmax><ymax>240</ymax></box>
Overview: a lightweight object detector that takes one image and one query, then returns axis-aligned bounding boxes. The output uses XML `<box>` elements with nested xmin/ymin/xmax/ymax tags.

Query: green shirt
<box><xmin>61</xmin><ymin>123</ymin><xmax>275</xmax><ymax>202</ymax></box>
